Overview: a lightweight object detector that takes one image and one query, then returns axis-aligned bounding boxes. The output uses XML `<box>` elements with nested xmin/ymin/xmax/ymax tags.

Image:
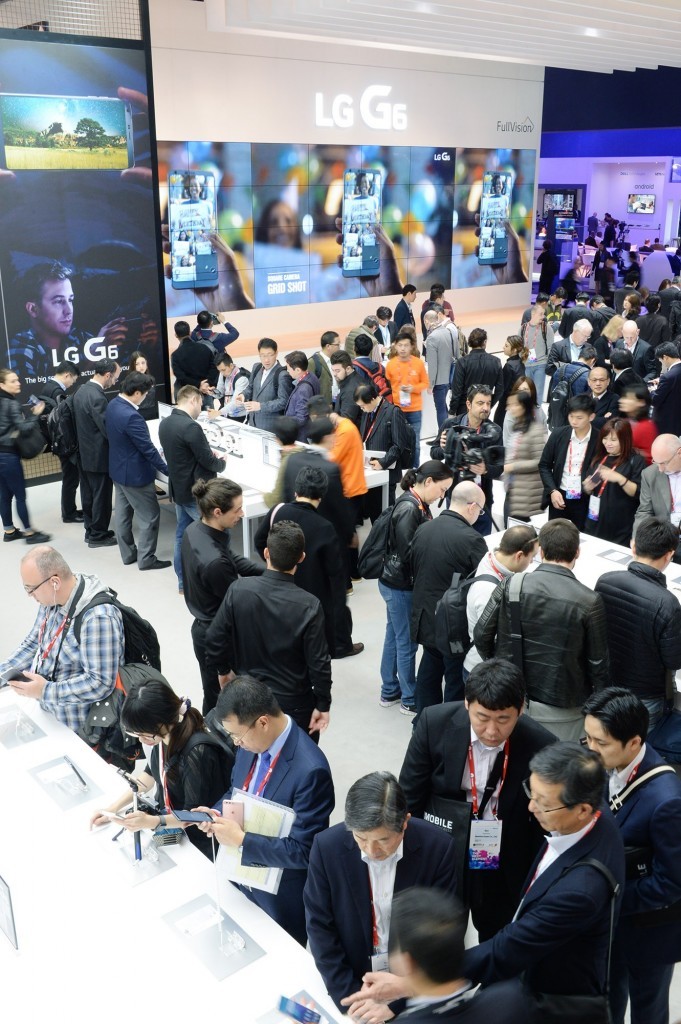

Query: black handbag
<box><xmin>14</xmin><ymin>421</ymin><xmax>46</xmax><ymax>459</ymax></box>
<box><xmin>526</xmin><ymin>858</ymin><xmax>620</xmax><ymax>1024</ymax></box>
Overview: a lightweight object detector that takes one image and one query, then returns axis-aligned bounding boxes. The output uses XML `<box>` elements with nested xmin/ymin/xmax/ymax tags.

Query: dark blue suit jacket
<box><xmin>463</xmin><ymin>809</ymin><xmax>625</xmax><ymax>997</ymax></box>
<box><xmin>611</xmin><ymin>745</ymin><xmax>681</xmax><ymax>965</ymax></box>
<box><xmin>304</xmin><ymin>818</ymin><xmax>458</xmax><ymax>1008</ymax></box>
<box><xmin>652</xmin><ymin>361</ymin><xmax>681</xmax><ymax>436</ymax></box>
<box><xmin>394</xmin><ymin>980</ymin><xmax>530</xmax><ymax>1023</ymax></box>
<box><xmin>105</xmin><ymin>395</ymin><xmax>168</xmax><ymax>487</ymax></box>
<box><xmin>223</xmin><ymin>721</ymin><xmax>334</xmax><ymax>945</ymax></box>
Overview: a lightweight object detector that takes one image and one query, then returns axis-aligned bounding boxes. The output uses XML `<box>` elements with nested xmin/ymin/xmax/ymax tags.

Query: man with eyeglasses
<box><xmin>195</xmin><ymin>675</ymin><xmax>334</xmax><ymax>947</ymax></box>
<box><xmin>0</xmin><ymin>545</ymin><xmax>123</xmax><ymax>731</ymax></box>
<box><xmin>353</xmin><ymin>743</ymin><xmax>625</xmax><ymax>1020</ymax></box>
<box><xmin>587</xmin><ymin>365</ymin><xmax>620</xmax><ymax>429</ymax></box>
<box><xmin>634</xmin><ymin>433</ymin><xmax>681</xmax><ymax>563</ymax></box>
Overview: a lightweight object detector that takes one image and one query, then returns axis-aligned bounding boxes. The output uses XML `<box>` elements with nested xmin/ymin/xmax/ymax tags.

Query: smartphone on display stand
<box><xmin>278</xmin><ymin>997</ymin><xmax>322</xmax><ymax>1024</ymax></box>
<box><xmin>0</xmin><ymin>93</ymin><xmax>134</xmax><ymax>171</ymax></box>
<box><xmin>341</xmin><ymin>168</ymin><xmax>382</xmax><ymax>278</ymax></box>
<box><xmin>168</xmin><ymin>170</ymin><xmax>219</xmax><ymax>290</ymax></box>
<box><xmin>478</xmin><ymin>170</ymin><xmax>512</xmax><ymax>266</ymax></box>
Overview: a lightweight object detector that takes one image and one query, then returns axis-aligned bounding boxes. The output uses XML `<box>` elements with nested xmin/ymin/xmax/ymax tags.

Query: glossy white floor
<box><xmin>3</xmin><ymin>363</ymin><xmax>679</xmax><ymax>1021</ymax></box>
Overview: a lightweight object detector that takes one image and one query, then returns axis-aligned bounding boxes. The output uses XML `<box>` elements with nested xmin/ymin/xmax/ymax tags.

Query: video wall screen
<box><xmin>0</xmin><ymin>32</ymin><xmax>165</xmax><ymax>400</ymax></box>
<box><xmin>157</xmin><ymin>141</ymin><xmax>536</xmax><ymax>316</ymax></box>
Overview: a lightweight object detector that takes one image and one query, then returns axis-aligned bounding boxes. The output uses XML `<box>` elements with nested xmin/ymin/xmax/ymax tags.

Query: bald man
<box><xmin>634</xmin><ymin>434</ymin><xmax>681</xmax><ymax>562</ymax></box>
<box><xmin>618</xmin><ymin>320</ymin><xmax>657</xmax><ymax>381</ymax></box>
<box><xmin>410</xmin><ymin>482</ymin><xmax>489</xmax><ymax>712</ymax></box>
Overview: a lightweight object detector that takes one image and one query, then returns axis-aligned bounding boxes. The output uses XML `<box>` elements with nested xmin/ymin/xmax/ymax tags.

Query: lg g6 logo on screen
<box><xmin>315</xmin><ymin>86</ymin><xmax>407</xmax><ymax>130</ymax></box>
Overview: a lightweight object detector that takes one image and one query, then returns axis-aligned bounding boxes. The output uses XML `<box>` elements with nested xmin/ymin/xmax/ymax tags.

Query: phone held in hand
<box><xmin>172</xmin><ymin>809</ymin><xmax>214</xmax><ymax>823</ymax></box>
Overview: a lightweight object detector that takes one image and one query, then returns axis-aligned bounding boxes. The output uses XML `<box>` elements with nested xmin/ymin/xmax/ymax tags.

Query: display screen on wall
<box><xmin>0</xmin><ymin>32</ymin><xmax>165</xmax><ymax>399</ymax></box>
<box><xmin>157</xmin><ymin>141</ymin><xmax>536</xmax><ymax>316</ymax></box>
<box><xmin>627</xmin><ymin>193</ymin><xmax>656</xmax><ymax>215</ymax></box>
<box><xmin>542</xmin><ymin>191</ymin><xmax>576</xmax><ymax>216</ymax></box>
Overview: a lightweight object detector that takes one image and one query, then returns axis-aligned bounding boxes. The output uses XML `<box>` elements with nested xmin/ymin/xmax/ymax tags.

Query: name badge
<box><xmin>587</xmin><ymin>495</ymin><xmax>601</xmax><ymax>521</ymax></box>
<box><xmin>671</xmin><ymin>511</ymin><xmax>681</xmax><ymax>528</ymax></box>
<box><xmin>565</xmin><ymin>474</ymin><xmax>582</xmax><ymax>500</ymax></box>
<box><xmin>468</xmin><ymin>818</ymin><xmax>502</xmax><ymax>870</ymax></box>
<box><xmin>371</xmin><ymin>951</ymin><xmax>390</xmax><ymax>972</ymax></box>
<box><xmin>528</xmin><ymin>348</ymin><xmax>537</xmax><ymax>363</ymax></box>
<box><xmin>399</xmin><ymin>386</ymin><xmax>412</xmax><ymax>407</ymax></box>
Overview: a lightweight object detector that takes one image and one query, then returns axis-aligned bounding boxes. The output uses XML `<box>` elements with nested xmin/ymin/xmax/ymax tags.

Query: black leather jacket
<box><xmin>380</xmin><ymin>492</ymin><xmax>429</xmax><ymax>590</ymax></box>
<box><xmin>0</xmin><ymin>394</ymin><xmax>32</xmax><ymax>453</ymax></box>
<box><xmin>474</xmin><ymin>563</ymin><xmax>610</xmax><ymax>707</ymax></box>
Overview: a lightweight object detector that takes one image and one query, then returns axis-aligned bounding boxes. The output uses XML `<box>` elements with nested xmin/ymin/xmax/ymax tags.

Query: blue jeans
<box><xmin>415</xmin><ymin>645</ymin><xmax>465</xmax><ymax>714</ymax></box>
<box><xmin>377</xmin><ymin>580</ymin><xmax>417</xmax><ymax>707</ymax></box>
<box><xmin>432</xmin><ymin>384</ymin><xmax>449</xmax><ymax>433</ymax></box>
<box><xmin>404</xmin><ymin>410</ymin><xmax>422</xmax><ymax>468</ymax></box>
<box><xmin>523</xmin><ymin>361</ymin><xmax>547</xmax><ymax>404</ymax></box>
<box><xmin>0</xmin><ymin>451</ymin><xmax>31</xmax><ymax>530</ymax></box>
<box><xmin>174</xmin><ymin>501</ymin><xmax>200</xmax><ymax>589</ymax></box>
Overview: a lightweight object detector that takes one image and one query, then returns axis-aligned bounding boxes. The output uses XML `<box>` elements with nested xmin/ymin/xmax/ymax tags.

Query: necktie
<box><xmin>253</xmin><ymin>751</ymin><xmax>271</xmax><ymax>794</ymax></box>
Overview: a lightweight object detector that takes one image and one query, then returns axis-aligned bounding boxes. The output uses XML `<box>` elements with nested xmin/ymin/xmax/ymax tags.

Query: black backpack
<box><xmin>548</xmin><ymin>364</ymin><xmax>589</xmax><ymax>430</ymax></box>
<box><xmin>74</xmin><ymin>588</ymin><xmax>161</xmax><ymax>670</ymax></box>
<box><xmin>47</xmin><ymin>394</ymin><xmax>78</xmax><ymax>458</ymax></box>
<box><xmin>357</xmin><ymin>505</ymin><xmax>395</xmax><ymax>579</ymax></box>
<box><xmin>434</xmin><ymin>572</ymin><xmax>498</xmax><ymax>657</ymax></box>
<box><xmin>78</xmin><ymin>663</ymin><xmax>166</xmax><ymax>769</ymax></box>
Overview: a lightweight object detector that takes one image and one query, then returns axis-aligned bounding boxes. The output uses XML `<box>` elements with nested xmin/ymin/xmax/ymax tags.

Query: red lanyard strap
<box><xmin>467</xmin><ymin>740</ymin><xmax>509</xmax><ymax>819</ymax></box>
<box><xmin>367</xmin><ymin>869</ymin><xmax>381</xmax><ymax>953</ymax></box>
<box><xmin>241</xmin><ymin>750</ymin><xmax>281</xmax><ymax>796</ymax></box>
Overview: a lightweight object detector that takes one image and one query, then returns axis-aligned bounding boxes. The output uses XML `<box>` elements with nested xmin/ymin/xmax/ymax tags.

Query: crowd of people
<box><xmin>1</xmin><ymin>287</ymin><xmax>681</xmax><ymax>1024</ymax></box>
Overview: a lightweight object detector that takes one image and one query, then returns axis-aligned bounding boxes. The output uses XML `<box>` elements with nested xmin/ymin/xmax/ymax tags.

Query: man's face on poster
<box><xmin>27</xmin><ymin>277</ymin><xmax>75</xmax><ymax>339</ymax></box>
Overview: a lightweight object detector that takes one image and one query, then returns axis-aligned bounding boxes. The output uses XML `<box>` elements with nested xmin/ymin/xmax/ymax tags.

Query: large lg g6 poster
<box><xmin>157</xmin><ymin>140</ymin><xmax>535</xmax><ymax>318</ymax></box>
<box><xmin>0</xmin><ymin>31</ymin><xmax>165</xmax><ymax>399</ymax></box>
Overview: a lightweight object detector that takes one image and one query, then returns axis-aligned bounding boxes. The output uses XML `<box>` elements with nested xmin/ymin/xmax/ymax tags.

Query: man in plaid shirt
<box><xmin>0</xmin><ymin>546</ymin><xmax>124</xmax><ymax>732</ymax></box>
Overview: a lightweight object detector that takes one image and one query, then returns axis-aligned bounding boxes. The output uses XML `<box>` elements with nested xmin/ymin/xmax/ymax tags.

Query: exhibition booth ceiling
<box><xmin>206</xmin><ymin>0</ymin><xmax>681</xmax><ymax>75</ymax></box>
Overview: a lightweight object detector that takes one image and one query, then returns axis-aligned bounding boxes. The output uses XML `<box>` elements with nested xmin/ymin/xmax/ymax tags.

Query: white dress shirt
<box><xmin>559</xmin><ymin>428</ymin><xmax>592</xmax><ymax>491</ymax></box>
<box><xmin>533</xmin><ymin>815</ymin><xmax>599</xmax><ymax>881</ymax></box>
<box><xmin>608</xmin><ymin>744</ymin><xmax>646</xmax><ymax>800</ymax></box>
<box><xmin>460</xmin><ymin>725</ymin><xmax>505</xmax><ymax>821</ymax></box>
<box><xmin>361</xmin><ymin>841</ymin><xmax>404</xmax><ymax>951</ymax></box>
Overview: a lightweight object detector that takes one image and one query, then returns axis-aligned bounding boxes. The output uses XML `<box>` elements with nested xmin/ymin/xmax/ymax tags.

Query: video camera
<box><xmin>442</xmin><ymin>422</ymin><xmax>504</xmax><ymax>480</ymax></box>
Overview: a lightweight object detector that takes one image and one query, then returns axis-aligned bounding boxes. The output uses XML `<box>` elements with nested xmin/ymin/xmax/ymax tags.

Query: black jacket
<box><xmin>393</xmin><ymin>297</ymin><xmax>415</xmax><ymax>332</ymax></box>
<box><xmin>595</xmin><ymin>561</ymin><xmax>681</xmax><ymax>699</ymax></box>
<box><xmin>474</xmin><ymin>563</ymin><xmax>610</xmax><ymax>707</ymax></box>
<box><xmin>334</xmin><ymin>371</ymin><xmax>362</xmax><ymax>427</ymax></box>
<box><xmin>171</xmin><ymin>337</ymin><xmax>216</xmax><ymax>389</ymax></box>
<box><xmin>538</xmin><ymin>425</ymin><xmax>600</xmax><ymax>506</ymax></box>
<box><xmin>449</xmin><ymin>350</ymin><xmax>503</xmax><ymax>415</ymax></box>
<box><xmin>659</xmin><ymin>286</ymin><xmax>681</xmax><ymax>322</ymax></box>
<box><xmin>669</xmin><ymin>299</ymin><xmax>681</xmax><ymax>341</ymax></box>
<box><xmin>410</xmin><ymin>511</ymin><xmax>488</xmax><ymax>647</ymax></box>
<box><xmin>399</xmin><ymin>701</ymin><xmax>555</xmax><ymax>916</ymax></box>
<box><xmin>254</xmin><ymin>500</ymin><xmax>345</xmax><ymax>655</ymax></box>
<box><xmin>612</xmin><ymin>366</ymin><xmax>644</xmax><ymax>397</ymax></box>
<box><xmin>614</xmin><ymin>338</ymin><xmax>658</xmax><ymax>381</ymax></box>
<box><xmin>359</xmin><ymin>397</ymin><xmax>410</xmax><ymax>473</ymax></box>
<box><xmin>557</xmin><ymin>304</ymin><xmax>599</xmax><ymax>340</ymax></box>
<box><xmin>431</xmin><ymin>415</ymin><xmax>504</xmax><ymax>511</ymax></box>
<box><xmin>380</xmin><ymin>491</ymin><xmax>429</xmax><ymax>590</ymax></box>
<box><xmin>204</xmin><ymin>569</ymin><xmax>332</xmax><ymax>712</ymax></box>
<box><xmin>592</xmin><ymin>388</ymin><xmax>621</xmax><ymax>429</ymax></box>
<box><xmin>242</xmin><ymin>362</ymin><xmax>294</xmax><ymax>431</ymax></box>
<box><xmin>0</xmin><ymin>394</ymin><xmax>36</xmax><ymax>453</ymax></box>
<box><xmin>282</xmin><ymin>449</ymin><xmax>355</xmax><ymax>544</ymax></box>
<box><xmin>493</xmin><ymin>355</ymin><xmax>525</xmax><ymax>425</ymax></box>
<box><xmin>180</xmin><ymin>519</ymin><xmax>263</xmax><ymax>622</ymax></box>
<box><xmin>158</xmin><ymin>408</ymin><xmax>226</xmax><ymax>506</ymax></box>
<box><xmin>636</xmin><ymin>312</ymin><xmax>671</xmax><ymax>349</ymax></box>
<box><xmin>72</xmin><ymin>380</ymin><xmax>110</xmax><ymax>473</ymax></box>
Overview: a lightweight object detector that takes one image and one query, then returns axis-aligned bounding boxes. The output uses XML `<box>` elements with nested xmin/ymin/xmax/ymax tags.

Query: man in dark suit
<box><xmin>170</xmin><ymin>320</ymin><xmax>215</xmax><ymax>398</ymax></box>
<box><xmin>636</xmin><ymin>293</ymin><xmax>670</xmax><ymax>349</ymax></box>
<box><xmin>611</xmin><ymin>348</ymin><xmax>644</xmax><ymax>397</ymax></box>
<box><xmin>254</xmin><ymin>465</ymin><xmax>360</xmax><ymax>658</ymax></box>
<box><xmin>449</xmin><ymin>328</ymin><xmax>503</xmax><ymax>416</ymax></box>
<box><xmin>614</xmin><ymin>272</ymin><xmax>641</xmax><ymax>315</ymax></box>
<box><xmin>38</xmin><ymin>361</ymin><xmax>82</xmax><ymax>523</ymax></box>
<box><xmin>281</xmin><ymin>418</ymin><xmax>356</xmax><ymax>549</ymax></box>
<box><xmin>462</xmin><ymin>742</ymin><xmax>625</xmax><ymax>1012</ymax></box>
<box><xmin>616</xmin><ymin>321</ymin><xmax>658</xmax><ymax>380</ymax></box>
<box><xmin>538</xmin><ymin>394</ymin><xmax>599</xmax><ymax>529</ymax></box>
<box><xmin>72</xmin><ymin>357</ymin><xmax>120</xmax><ymax>547</ymax></box>
<box><xmin>658</xmin><ymin>278</ymin><xmax>681</xmax><ymax>321</ymax></box>
<box><xmin>583</xmin><ymin>689</ymin><xmax>681</xmax><ymax>1024</ymax></box>
<box><xmin>651</xmin><ymin>342</ymin><xmax>681</xmax><ymax>435</ymax></box>
<box><xmin>557</xmin><ymin>292</ymin><xmax>600</xmax><ymax>339</ymax></box>
<box><xmin>200</xmin><ymin>676</ymin><xmax>334</xmax><ymax>946</ymax></box>
<box><xmin>546</xmin><ymin>318</ymin><xmax>593</xmax><ymax>382</ymax></box>
<box><xmin>236</xmin><ymin>337</ymin><xmax>293</xmax><ymax>431</ymax></box>
<box><xmin>393</xmin><ymin>283</ymin><xmax>417</xmax><ymax>333</ymax></box>
<box><xmin>304</xmin><ymin>772</ymin><xmax>457</xmax><ymax>1012</ymax></box>
<box><xmin>205</xmin><ymin>521</ymin><xmax>333</xmax><ymax>739</ymax></box>
<box><xmin>308</xmin><ymin>331</ymin><xmax>340</xmax><ymax>404</ymax></box>
<box><xmin>105</xmin><ymin>372</ymin><xmax>170</xmax><ymax>571</ymax></box>
<box><xmin>330</xmin><ymin>351</ymin><xmax>362</xmax><ymax>426</ymax></box>
<box><xmin>158</xmin><ymin>385</ymin><xmax>226</xmax><ymax>592</ymax></box>
<box><xmin>399</xmin><ymin>659</ymin><xmax>554</xmax><ymax>939</ymax></box>
<box><xmin>374</xmin><ymin>305</ymin><xmax>396</xmax><ymax>354</ymax></box>
<box><xmin>587</xmin><ymin>366</ymin><xmax>620</xmax><ymax>428</ymax></box>
<box><xmin>633</xmin><ymin>434</ymin><xmax>681</xmax><ymax>563</ymax></box>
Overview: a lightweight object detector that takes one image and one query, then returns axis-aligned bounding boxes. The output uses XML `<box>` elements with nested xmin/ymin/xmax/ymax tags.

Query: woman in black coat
<box><xmin>583</xmin><ymin>417</ymin><xmax>645</xmax><ymax>545</ymax></box>
<box><xmin>0</xmin><ymin>368</ymin><xmax>51</xmax><ymax>543</ymax></box>
<box><xmin>494</xmin><ymin>335</ymin><xmax>529</xmax><ymax>427</ymax></box>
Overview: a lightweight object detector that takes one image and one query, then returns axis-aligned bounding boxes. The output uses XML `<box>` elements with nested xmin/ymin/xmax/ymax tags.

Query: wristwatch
<box><xmin>158</xmin><ymin>813</ymin><xmax>167</xmax><ymax>828</ymax></box>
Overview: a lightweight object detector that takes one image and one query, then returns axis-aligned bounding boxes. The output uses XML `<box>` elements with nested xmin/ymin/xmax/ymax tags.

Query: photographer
<box><xmin>430</xmin><ymin>384</ymin><xmax>504</xmax><ymax>536</ymax></box>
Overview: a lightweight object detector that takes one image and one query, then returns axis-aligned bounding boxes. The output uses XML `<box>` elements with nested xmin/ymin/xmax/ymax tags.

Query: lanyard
<box><xmin>367</xmin><ymin>869</ymin><xmax>381</xmax><ymax>953</ymax></box>
<box><xmin>486</xmin><ymin>552</ymin><xmax>506</xmax><ymax>581</ymax></box>
<box><xmin>566</xmin><ymin>434</ymin><xmax>588</xmax><ymax>476</ymax></box>
<box><xmin>241</xmin><ymin>750</ymin><xmax>282</xmax><ymax>796</ymax></box>
<box><xmin>363</xmin><ymin>402</ymin><xmax>382</xmax><ymax>444</ymax></box>
<box><xmin>594</xmin><ymin>456</ymin><xmax>617</xmax><ymax>498</ymax></box>
<box><xmin>467</xmin><ymin>740</ymin><xmax>509</xmax><ymax>819</ymax></box>
<box><xmin>35</xmin><ymin>611</ymin><xmax>67</xmax><ymax>666</ymax></box>
<box><xmin>668</xmin><ymin>475</ymin><xmax>681</xmax><ymax>512</ymax></box>
<box><xmin>408</xmin><ymin>488</ymin><xmax>432</xmax><ymax>521</ymax></box>
<box><xmin>527</xmin><ymin>810</ymin><xmax>602</xmax><ymax>891</ymax></box>
<box><xmin>159</xmin><ymin>742</ymin><xmax>173</xmax><ymax>812</ymax></box>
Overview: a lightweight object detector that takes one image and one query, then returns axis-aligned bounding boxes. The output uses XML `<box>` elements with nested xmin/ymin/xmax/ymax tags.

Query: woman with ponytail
<box><xmin>90</xmin><ymin>674</ymin><xmax>233</xmax><ymax>857</ymax></box>
<box><xmin>378</xmin><ymin>460</ymin><xmax>455</xmax><ymax>716</ymax></box>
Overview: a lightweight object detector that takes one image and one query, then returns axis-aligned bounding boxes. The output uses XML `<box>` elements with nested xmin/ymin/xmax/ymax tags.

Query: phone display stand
<box><xmin>0</xmin><ymin>703</ymin><xmax>46</xmax><ymax>749</ymax></box>
<box><xmin>0</xmin><ymin>874</ymin><xmax>18</xmax><ymax>951</ymax></box>
<box><xmin>163</xmin><ymin>894</ymin><xmax>265</xmax><ymax>980</ymax></box>
<box><xmin>28</xmin><ymin>756</ymin><xmax>101</xmax><ymax>810</ymax></box>
<box><xmin>256</xmin><ymin>991</ymin><xmax>335</xmax><ymax>1024</ymax></box>
<box><xmin>117</xmin><ymin>831</ymin><xmax>175</xmax><ymax>887</ymax></box>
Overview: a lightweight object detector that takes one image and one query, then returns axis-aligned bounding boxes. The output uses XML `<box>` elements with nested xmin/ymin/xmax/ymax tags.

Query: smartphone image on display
<box><xmin>278</xmin><ymin>997</ymin><xmax>322</xmax><ymax>1024</ymax></box>
<box><xmin>172</xmin><ymin>809</ymin><xmax>214</xmax><ymax>823</ymax></box>
<box><xmin>341</xmin><ymin>168</ymin><xmax>382</xmax><ymax>278</ymax></box>
<box><xmin>478</xmin><ymin>171</ymin><xmax>512</xmax><ymax>266</ymax></box>
<box><xmin>168</xmin><ymin>170</ymin><xmax>219</xmax><ymax>290</ymax></box>
<box><xmin>0</xmin><ymin>93</ymin><xmax>134</xmax><ymax>171</ymax></box>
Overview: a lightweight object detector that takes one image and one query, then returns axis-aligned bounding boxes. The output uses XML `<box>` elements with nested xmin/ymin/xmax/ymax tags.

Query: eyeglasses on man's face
<box><xmin>522</xmin><ymin>778</ymin><xmax>570</xmax><ymax>813</ymax></box>
<box><xmin>23</xmin><ymin>576</ymin><xmax>54</xmax><ymax>596</ymax></box>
